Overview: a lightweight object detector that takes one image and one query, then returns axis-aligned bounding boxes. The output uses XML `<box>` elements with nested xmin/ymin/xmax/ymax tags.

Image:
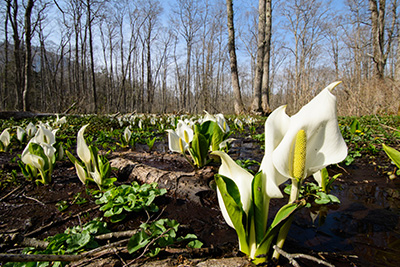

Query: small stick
<box><xmin>25</xmin><ymin>205</ymin><xmax>99</xmax><ymax>237</ymax></box>
<box><xmin>0</xmin><ymin>238</ymin><xmax>129</xmax><ymax>263</ymax></box>
<box><xmin>123</xmin><ymin>228</ymin><xmax>172</xmax><ymax>266</ymax></box>
<box><xmin>272</xmin><ymin>245</ymin><xmax>335</xmax><ymax>267</ymax></box>
<box><xmin>272</xmin><ymin>245</ymin><xmax>300</xmax><ymax>267</ymax></box>
<box><xmin>95</xmin><ymin>230</ymin><xmax>139</xmax><ymax>240</ymax></box>
<box><xmin>0</xmin><ymin>185</ymin><xmax>22</xmax><ymax>202</ymax></box>
<box><xmin>23</xmin><ymin>194</ymin><xmax>45</xmax><ymax>206</ymax></box>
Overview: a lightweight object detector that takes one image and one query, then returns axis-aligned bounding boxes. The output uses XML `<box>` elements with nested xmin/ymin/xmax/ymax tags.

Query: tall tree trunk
<box><xmin>251</xmin><ymin>0</ymin><xmax>266</xmax><ymax>114</ymax></box>
<box><xmin>369</xmin><ymin>0</ymin><xmax>395</xmax><ymax>79</ymax></box>
<box><xmin>226</xmin><ymin>0</ymin><xmax>245</xmax><ymax>115</ymax></box>
<box><xmin>10</xmin><ymin>0</ymin><xmax>23</xmax><ymax>110</ymax></box>
<box><xmin>261</xmin><ymin>0</ymin><xmax>272</xmax><ymax>114</ymax></box>
<box><xmin>87</xmin><ymin>0</ymin><xmax>97</xmax><ymax>113</ymax></box>
<box><xmin>146</xmin><ymin>33</ymin><xmax>153</xmax><ymax>113</ymax></box>
<box><xmin>2</xmin><ymin>0</ymin><xmax>11</xmax><ymax>110</ymax></box>
<box><xmin>23</xmin><ymin>0</ymin><xmax>35</xmax><ymax>112</ymax></box>
<box><xmin>185</xmin><ymin>41</ymin><xmax>192</xmax><ymax>111</ymax></box>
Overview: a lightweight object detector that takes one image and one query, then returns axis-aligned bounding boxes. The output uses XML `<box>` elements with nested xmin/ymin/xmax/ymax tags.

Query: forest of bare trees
<box><xmin>1</xmin><ymin>0</ymin><xmax>400</xmax><ymax>116</ymax></box>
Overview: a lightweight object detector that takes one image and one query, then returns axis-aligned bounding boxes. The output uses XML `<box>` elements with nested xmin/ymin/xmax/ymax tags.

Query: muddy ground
<box><xmin>1</xmin><ymin>137</ymin><xmax>400</xmax><ymax>267</ymax></box>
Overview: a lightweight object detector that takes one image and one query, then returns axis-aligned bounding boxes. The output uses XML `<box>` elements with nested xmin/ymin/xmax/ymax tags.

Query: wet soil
<box><xmin>1</xmin><ymin>138</ymin><xmax>400</xmax><ymax>267</ymax></box>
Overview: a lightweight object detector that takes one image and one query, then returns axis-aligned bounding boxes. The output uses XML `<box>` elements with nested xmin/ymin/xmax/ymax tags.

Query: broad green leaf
<box><xmin>315</xmin><ymin>192</ymin><xmax>331</xmax><ymax>205</ymax></box>
<box><xmin>191</xmin><ymin>132</ymin><xmax>209</xmax><ymax>167</ymax></box>
<box><xmin>214</xmin><ymin>174</ymin><xmax>249</xmax><ymax>254</ymax></box>
<box><xmin>255</xmin><ymin>200</ymin><xmax>305</xmax><ymax>260</ymax></box>
<box><xmin>187</xmin><ymin>239</ymin><xmax>203</xmax><ymax>248</ymax></box>
<box><xmin>127</xmin><ymin>231</ymin><xmax>150</xmax><ymax>254</ymax></box>
<box><xmin>328</xmin><ymin>194</ymin><xmax>340</xmax><ymax>203</ymax></box>
<box><xmin>383</xmin><ymin>144</ymin><xmax>400</xmax><ymax>169</ymax></box>
<box><xmin>211</xmin><ymin>124</ymin><xmax>224</xmax><ymax>151</ymax></box>
<box><xmin>66</xmin><ymin>230</ymin><xmax>91</xmax><ymax>253</ymax></box>
<box><xmin>251</xmin><ymin>171</ymin><xmax>267</xmax><ymax>244</ymax></box>
<box><xmin>198</xmin><ymin>120</ymin><xmax>216</xmax><ymax>138</ymax></box>
<box><xmin>18</xmin><ymin>161</ymin><xmax>32</xmax><ymax>179</ymax></box>
<box><xmin>350</xmin><ymin>119</ymin><xmax>360</xmax><ymax>134</ymax></box>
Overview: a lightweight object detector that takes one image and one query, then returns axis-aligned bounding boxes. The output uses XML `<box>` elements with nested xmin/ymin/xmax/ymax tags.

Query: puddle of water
<box><xmin>233</xmin><ymin>138</ymin><xmax>400</xmax><ymax>266</ymax></box>
<box><xmin>288</xmin><ymin>163</ymin><xmax>400</xmax><ymax>266</ymax></box>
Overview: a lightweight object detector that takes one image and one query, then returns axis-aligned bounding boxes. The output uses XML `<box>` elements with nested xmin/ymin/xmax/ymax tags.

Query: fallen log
<box><xmin>110</xmin><ymin>156</ymin><xmax>216</xmax><ymax>205</ymax></box>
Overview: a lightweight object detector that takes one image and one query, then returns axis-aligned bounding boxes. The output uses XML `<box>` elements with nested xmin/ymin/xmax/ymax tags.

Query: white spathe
<box><xmin>166</xmin><ymin>120</ymin><xmax>194</xmax><ymax>153</ymax></box>
<box><xmin>261</xmin><ymin>82</ymin><xmax>348</xmax><ymax>194</ymax></box>
<box><xmin>77</xmin><ymin>124</ymin><xmax>91</xmax><ymax>166</ymax></box>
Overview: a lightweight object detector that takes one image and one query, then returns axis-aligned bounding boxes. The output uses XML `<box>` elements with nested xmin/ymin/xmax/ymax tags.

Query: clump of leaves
<box><xmin>284</xmin><ymin>168</ymin><xmax>342</xmax><ymax>205</ymax></box>
<box><xmin>235</xmin><ymin>159</ymin><xmax>260</xmax><ymax>175</ymax></box>
<box><xmin>4</xmin><ymin>219</ymin><xmax>109</xmax><ymax>267</ymax></box>
<box><xmin>95</xmin><ymin>182</ymin><xmax>167</xmax><ymax>223</ymax></box>
<box><xmin>56</xmin><ymin>192</ymin><xmax>88</xmax><ymax>212</ymax></box>
<box><xmin>146</xmin><ymin>137</ymin><xmax>157</xmax><ymax>151</ymax></box>
<box><xmin>0</xmin><ymin>169</ymin><xmax>18</xmax><ymax>189</ymax></box>
<box><xmin>127</xmin><ymin>218</ymin><xmax>203</xmax><ymax>257</ymax></box>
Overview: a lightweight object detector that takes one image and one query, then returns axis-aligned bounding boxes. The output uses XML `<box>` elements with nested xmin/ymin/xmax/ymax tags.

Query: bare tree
<box><xmin>369</xmin><ymin>0</ymin><xmax>397</xmax><ymax>79</ymax></box>
<box><xmin>2</xmin><ymin>0</ymin><xmax>11</xmax><ymax>110</ymax></box>
<box><xmin>171</xmin><ymin>0</ymin><xmax>202</xmax><ymax>112</ymax></box>
<box><xmin>22</xmin><ymin>0</ymin><xmax>35</xmax><ymax>111</ymax></box>
<box><xmin>8</xmin><ymin>0</ymin><xmax>23</xmax><ymax>110</ymax></box>
<box><xmin>226</xmin><ymin>0</ymin><xmax>245</xmax><ymax>114</ymax></box>
<box><xmin>279</xmin><ymin>0</ymin><xmax>330</xmax><ymax>111</ymax></box>
<box><xmin>85</xmin><ymin>0</ymin><xmax>97</xmax><ymax>112</ymax></box>
<box><xmin>261</xmin><ymin>0</ymin><xmax>272</xmax><ymax>114</ymax></box>
<box><xmin>251</xmin><ymin>0</ymin><xmax>266</xmax><ymax>114</ymax></box>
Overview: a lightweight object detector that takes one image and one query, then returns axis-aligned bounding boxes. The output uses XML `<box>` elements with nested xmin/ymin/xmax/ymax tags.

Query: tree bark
<box><xmin>22</xmin><ymin>0</ymin><xmax>35</xmax><ymax>112</ymax></box>
<box><xmin>369</xmin><ymin>0</ymin><xmax>395</xmax><ymax>79</ymax></box>
<box><xmin>261</xmin><ymin>0</ymin><xmax>272</xmax><ymax>114</ymax></box>
<box><xmin>2</xmin><ymin>0</ymin><xmax>11</xmax><ymax>110</ymax></box>
<box><xmin>87</xmin><ymin>0</ymin><xmax>97</xmax><ymax>113</ymax></box>
<box><xmin>9</xmin><ymin>0</ymin><xmax>23</xmax><ymax>110</ymax></box>
<box><xmin>251</xmin><ymin>0</ymin><xmax>266</xmax><ymax>114</ymax></box>
<box><xmin>226</xmin><ymin>0</ymin><xmax>245</xmax><ymax>115</ymax></box>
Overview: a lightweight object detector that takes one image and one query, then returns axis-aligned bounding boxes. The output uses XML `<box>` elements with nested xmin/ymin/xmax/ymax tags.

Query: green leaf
<box><xmin>327</xmin><ymin>194</ymin><xmax>340</xmax><ymax>203</ymax></box>
<box><xmin>214</xmin><ymin>174</ymin><xmax>249</xmax><ymax>254</ymax></box>
<box><xmin>66</xmin><ymin>230</ymin><xmax>91</xmax><ymax>253</ymax></box>
<box><xmin>66</xmin><ymin>150</ymin><xmax>78</xmax><ymax>165</ymax></box>
<box><xmin>191</xmin><ymin>132</ymin><xmax>209</xmax><ymax>167</ymax></box>
<box><xmin>211</xmin><ymin>124</ymin><xmax>224</xmax><ymax>151</ymax></box>
<box><xmin>110</xmin><ymin>214</ymin><xmax>126</xmax><ymax>223</ymax></box>
<box><xmin>315</xmin><ymin>192</ymin><xmax>331</xmax><ymax>205</ymax></box>
<box><xmin>319</xmin><ymin>168</ymin><xmax>329</xmax><ymax>192</ymax></box>
<box><xmin>255</xmin><ymin>200</ymin><xmax>305</xmax><ymax>260</ymax></box>
<box><xmin>350</xmin><ymin>119</ymin><xmax>360</xmax><ymax>134</ymax></box>
<box><xmin>18</xmin><ymin>160</ymin><xmax>32</xmax><ymax>179</ymax></box>
<box><xmin>198</xmin><ymin>120</ymin><xmax>216</xmax><ymax>138</ymax></box>
<box><xmin>187</xmin><ymin>239</ymin><xmax>203</xmax><ymax>248</ymax></box>
<box><xmin>383</xmin><ymin>144</ymin><xmax>400</xmax><ymax>169</ymax></box>
<box><xmin>127</xmin><ymin>231</ymin><xmax>150</xmax><ymax>254</ymax></box>
<box><xmin>251</xmin><ymin>171</ymin><xmax>267</xmax><ymax>244</ymax></box>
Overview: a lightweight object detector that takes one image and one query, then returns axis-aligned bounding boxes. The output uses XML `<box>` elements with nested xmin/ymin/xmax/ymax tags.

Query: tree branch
<box><xmin>272</xmin><ymin>245</ymin><xmax>335</xmax><ymax>267</ymax></box>
<box><xmin>0</xmin><ymin>238</ymin><xmax>129</xmax><ymax>262</ymax></box>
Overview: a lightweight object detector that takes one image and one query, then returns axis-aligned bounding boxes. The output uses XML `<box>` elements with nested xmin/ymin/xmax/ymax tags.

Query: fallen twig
<box><xmin>0</xmin><ymin>233</ymin><xmax>49</xmax><ymax>250</ymax></box>
<box><xmin>25</xmin><ymin>205</ymin><xmax>99</xmax><ymax>237</ymax></box>
<box><xmin>0</xmin><ymin>185</ymin><xmax>22</xmax><ymax>202</ymax></box>
<box><xmin>95</xmin><ymin>230</ymin><xmax>139</xmax><ymax>240</ymax></box>
<box><xmin>0</xmin><ymin>238</ymin><xmax>129</xmax><ymax>263</ymax></box>
<box><xmin>23</xmin><ymin>194</ymin><xmax>45</xmax><ymax>206</ymax></box>
<box><xmin>272</xmin><ymin>245</ymin><xmax>334</xmax><ymax>267</ymax></box>
<box><xmin>123</xmin><ymin>228</ymin><xmax>172</xmax><ymax>266</ymax></box>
